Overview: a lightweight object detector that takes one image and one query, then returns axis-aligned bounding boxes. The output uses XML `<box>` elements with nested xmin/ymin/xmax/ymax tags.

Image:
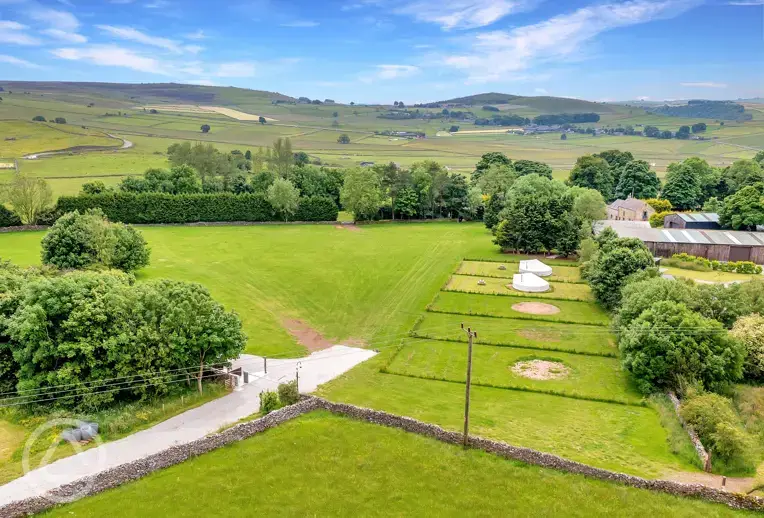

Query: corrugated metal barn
<box><xmin>597</xmin><ymin>220</ymin><xmax>764</xmax><ymax>263</ymax></box>
<box><xmin>664</xmin><ymin>212</ymin><xmax>721</xmax><ymax>230</ymax></box>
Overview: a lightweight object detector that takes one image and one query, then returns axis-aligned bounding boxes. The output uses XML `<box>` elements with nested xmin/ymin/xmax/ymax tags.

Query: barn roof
<box><xmin>676</xmin><ymin>212</ymin><xmax>719</xmax><ymax>223</ymax></box>
<box><xmin>608</xmin><ymin>198</ymin><xmax>652</xmax><ymax>212</ymax></box>
<box><xmin>596</xmin><ymin>220</ymin><xmax>764</xmax><ymax>247</ymax></box>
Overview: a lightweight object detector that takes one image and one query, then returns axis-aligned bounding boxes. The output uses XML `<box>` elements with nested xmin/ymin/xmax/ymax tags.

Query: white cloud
<box><xmin>144</xmin><ymin>0</ymin><xmax>170</xmax><ymax>8</ymax></box>
<box><xmin>534</xmin><ymin>87</ymin><xmax>548</xmax><ymax>94</ymax></box>
<box><xmin>361</xmin><ymin>64</ymin><xmax>419</xmax><ymax>82</ymax></box>
<box><xmin>42</xmin><ymin>28</ymin><xmax>87</xmax><ymax>43</ymax></box>
<box><xmin>96</xmin><ymin>25</ymin><xmax>186</xmax><ymax>53</ymax></box>
<box><xmin>395</xmin><ymin>0</ymin><xmax>534</xmax><ymax>29</ymax></box>
<box><xmin>680</xmin><ymin>82</ymin><xmax>728</xmax><ymax>88</ymax></box>
<box><xmin>0</xmin><ymin>54</ymin><xmax>41</xmax><ymax>68</ymax></box>
<box><xmin>280</xmin><ymin>20</ymin><xmax>320</xmax><ymax>27</ymax></box>
<box><xmin>0</xmin><ymin>20</ymin><xmax>41</xmax><ymax>45</ymax></box>
<box><xmin>214</xmin><ymin>62</ymin><xmax>257</xmax><ymax>77</ymax></box>
<box><xmin>52</xmin><ymin>45</ymin><xmax>169</xmax><ymax>74</ymax></box>
<box><xmin>183</xmin><ymin>29</ymin><xmax>206</xmax><ymax>40</ymax></box>
<box><xmin>637</xmin><ymin>95</ymin><xmax>650</xmax><ymax>100</ymax></box>
<box><xmin>442</xmin><ymin>0</ymin><xmax>698</xmax><ymax>82</ymax></box>
<box><xmin>727</xmin><ymin>1</ymin><xmax>764</xmax><ymax>4</ymax></box>
<box><xmin>183</xmin><ymin>44</ymin><xmax>204</xmax><ymax>54</ymax></box>
<box><xmin>28</xmin><ymin>8</ymin><xmax>80</xmax><ymax>31</ymax></box>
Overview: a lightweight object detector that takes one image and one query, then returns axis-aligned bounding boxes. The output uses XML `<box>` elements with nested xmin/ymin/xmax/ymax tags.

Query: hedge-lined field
<box><xmin>47</xmin><ymin>412</ymin><xmax>745</xmax><ymax>517</ymax></box>
<box><xmin>386</xmin><ymin>339</ymin><xmax>643</xmax><ymax>405</ymax></box>
<box><xmin>444</xmin><ymin>274</ymin><xmax>594</xmax><ymax>301</ymax></box>
<box><xmin>428</xmin><ymin>291</ymin><xmax>609</xmax><ymax>326</ymax></box>
<box><xmin>55</xmin><ymin>192</ymin><xmax>338</xmax><ymax>224</ymax></box>
<box><xmin>412</xmin><ymin>312</ymin><xmax>616</xmax><ymax>356</ymax></box>
<box><xmin>456</xmin><ymin>260</ymin><xmax>583</xmax><ymax>283</ymax></box>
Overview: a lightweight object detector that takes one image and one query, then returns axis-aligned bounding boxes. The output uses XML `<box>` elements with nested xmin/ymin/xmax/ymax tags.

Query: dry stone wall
<box><xmin>2</xmin><ymin>396</ymin><xmax>762</xmax><ymax>517</ymax></box>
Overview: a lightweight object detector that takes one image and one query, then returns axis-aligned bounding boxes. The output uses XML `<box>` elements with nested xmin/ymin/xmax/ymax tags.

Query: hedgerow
<box><xmin>55</xmin><ymin>192</ymin><xmax>338</xmax><ymax>224</ymax></box>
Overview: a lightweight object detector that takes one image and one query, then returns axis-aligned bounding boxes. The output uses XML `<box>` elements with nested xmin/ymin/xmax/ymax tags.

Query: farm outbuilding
<box><xmin>664</xmin><ymin>212</ymin><xmax>721</xmax><ymax>230</ymax></box>
<box><xmin>597</xmin><ymin>220</ymin><xmax>764</xmax><ymax>263</ymax></box>
<box><xmin>606</xmin><ymin>197</ymin><xmax>655</xmax><ymax>222</ymax></box>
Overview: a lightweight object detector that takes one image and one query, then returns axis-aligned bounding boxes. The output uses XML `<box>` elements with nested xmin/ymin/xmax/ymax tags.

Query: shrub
<box><xmin>277</xmin><ymin>380</ymin><xmax>299</xmax><ymax>406</ymax></box>
<box><xmin>620</xmin><ymin>301</ymin><xmax>745</xmax><ymax>393</ymax></box>
<box><xmin>110</xmin><ymin>223</ymin><xmax>151</xmax><ymax>272</ymax></box>
<box><xmin>34</xmin><ymin>207</ymin><xmax>60</xmax><ymax>226</ymax></box>
<box><xmin>32</xmin><ymin>115</ymin><xmax>46</xmax><ymax>122</ymax></box>
<box><xmin>644</xmin><ymin>198</ymin><xmax>672</xmax><ymax>212</ymax></box>
<box><xmin>668</xmin><ymin>253</ymin><xmax>762</xmax><ymax>275</ymax></box>
<box><xmin>586</xmin><ymin>237</ymin><xmax>654</xmax><ymax>309</ymax></box>
<box><xmin>649</xmin><ymin>211</ymin><xmax>674</xmax><ymax>228</ymax></box>
<box><xmin>680</xmin><ymin>393</ymin><xmax>755</xmax><ymax>468</ymax></box>
<box><xmin>0</xmin><ymin>206</ymin><xmax>21</xmax><ymax>227</ymax></box>
<box><xmin>730</xmin><ymin>314</ymin><xmax>764</xmax><ymax>379</ymax></box>
<box><xmin>259</xmin><ymin>390</ymin><xmax>280</xmax><ymax>414</ymax></box>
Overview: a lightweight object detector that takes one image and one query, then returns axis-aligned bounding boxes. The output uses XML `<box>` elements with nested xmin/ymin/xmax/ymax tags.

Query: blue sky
<box><xmin>0</xmin><ymin>0</ymin><xmax>762</xmax><ymax>103</ymax></box>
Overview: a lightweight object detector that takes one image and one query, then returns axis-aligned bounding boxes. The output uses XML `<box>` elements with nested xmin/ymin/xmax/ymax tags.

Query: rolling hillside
<box><xmin>430</xmin><ymin>92</ymin><xmax>619</xmax><ymax>114</ymax></box>
<box><xmin>0</xmin><ymin>81</ymin><xmax>295</xmax><ymax>107</ymax></box>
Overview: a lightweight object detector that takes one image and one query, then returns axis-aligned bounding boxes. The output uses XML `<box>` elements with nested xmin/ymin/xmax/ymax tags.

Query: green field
<box><xmin>1</xmin><ymin>83</ymin><xmax>762</xmax><ymax>199</ymax></box>
<box><xmin>413</xmin><ymin>312</ymin><xmax>616</xmax><ymax>356</ymax></box>
<box><xmin>46</xmin><ymin>412</ymin><xmax>750</xmax><ymax>518</ymax></box>
<box><xmin>428</xmin><ymin>291</ymin><xmax>610</xmax><ymax>325</ymax></box>
<box><xmin>456</xmin><ymin>259</ymin><xmax>583</xmax><ymax>283</ymax></box>
<box><xmin>445</xmin><ymin>274</ymin><xmax>595</xmax><ymax>301</ymax></box>
<box><xmin>387</xmin><ymin>339</ymin><xmax>642</xmax><ymax>404</ymax></box>
<box><xmin>0</xmin><ymin>223</ymin><xmax>495</xmax><ymax>358</ymax></box>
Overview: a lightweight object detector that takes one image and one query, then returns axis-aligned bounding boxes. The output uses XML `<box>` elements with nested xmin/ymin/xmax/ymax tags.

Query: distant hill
<box><xmin>648</xmin><ymin>100</ymin><xmax>752</xmax><ymax>121</ymax></box>
<box><xmin>424</xmin><ymin>92</ymin><xmax>618</xmax><ymax>114</ymax></box>
<box><xmin>433</xmin><ymin>92</ymin><xmax>522</xmax><ymax>105</ymax></box>
<box><xmin>0</xmin><ymin>81</ymin><xmax>295</xmax><ymax>105</ymax></box>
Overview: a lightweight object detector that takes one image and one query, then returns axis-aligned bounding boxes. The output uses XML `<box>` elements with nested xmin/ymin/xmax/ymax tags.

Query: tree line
<box><xmin>581</xmin><ymin>228</ymin><xmax>763</xmax><ymax>471</ymax></box>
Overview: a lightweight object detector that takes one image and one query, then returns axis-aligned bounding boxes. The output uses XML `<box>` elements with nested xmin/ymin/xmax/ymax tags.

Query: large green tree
<box><xmin>568</xmin><ymin>155</ymin><xmax>614</xmax><ymax>200</ymax></box>
<box><xmin>718</xmin><ymin>182</ymin><xmax>764</xmax><ymax>230</ymax></box>
<box><xmin>724</xmin><ymin>159</ymin><xmax>764</xmax><ymax>193</ymax></box>
<box><xmin>494</xmin><ymin>175</ymin><xmax>580</xmax><ymax>255</ymax></box>
<box><xmin>266</xmin><ymin>178</ymin><xmax>300</xmax><ymax>222</ymax></box>
<box><xmin>41</xmin><ymin>210</ymin><xmax>150</xmax><ymax>272</ymax></box>
<box><xmin>613</xmin><ymin>160</ymin><xmax>660</xmax><ymax>200</ymax></box>
<box><xmin>472</xmin><ymin>152</ymin><xmax>512</xmax><ymax>186</ymax></box>
<box><xmin>3</xmin><ymin>175</ymin><xmax>52</xmax><ymax>224</ymax></box>
<box><xmin>662</xmin><ymin>162</ymin><xmax>702</xmax><ymax>210</ymax></box>
<box><xmin>513</xmin><ymin>160</ymin><xmax>552</xmax><ymax>179</ymax></box>
<box><xmin>584</xmin><ymin>236</ymin><xmax>654</xmax><ymax>309</ymax></box>
<box><xmin>620</xmin><ymin>300</ymin><xmax>745</xmax><ymax>394</ymax></box>
<box><xmin>341</xmin><ymin>167</ymin><xmax>383</xmax><ymax>221</ymax></box>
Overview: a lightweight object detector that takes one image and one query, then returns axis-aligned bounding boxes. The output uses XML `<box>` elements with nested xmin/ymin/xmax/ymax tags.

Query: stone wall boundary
<box><xmin>667</xmin><ymin>391</ymin><xmax>712</xmax><ymax>472</ymax></box>
<box><xmin>2</xmin><ymin>396</ymin><xmax>761</xmax><ymax>516</ymax></box>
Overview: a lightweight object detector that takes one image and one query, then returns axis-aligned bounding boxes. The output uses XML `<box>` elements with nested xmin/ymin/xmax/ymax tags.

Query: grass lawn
<box><xmin>429</xmin><ymin>291</ymin><xmax>609</xmax><ymax>326</ymax></box>
<box><xmin>662</xmin><ymin>266</ymin><xmax>761</xmax><ymax>284</ymax></box>
<box><xmin>46</xmin><ymin>412</ymin><xmax>750</xmax><ymax>517</ymax></box>
<box><xmin>457</xmin><ymin>259</ymin><xmax>583</xmax><ymax>283</ymax></box>
<box><xmin>445</xmin><ymin>274</ymin><xmax>594</xmax><ymax>301</ymax></box>
<box><xmin>413</xmin><ymin>312</ymin><xmax>616</xmax><ymax>356</ymax></box>
<box><xmin>386</xmin><ymin>339</ymin><xmax>643</xmax><ymax>405</ymax></box>
<box><xmin>0</xmin><ymin>223</ymin><xmax>494</xmax><ymax>358</ymax></box>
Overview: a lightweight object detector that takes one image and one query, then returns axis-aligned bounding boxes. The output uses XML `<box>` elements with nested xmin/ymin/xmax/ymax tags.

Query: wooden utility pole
<box><xmin>461</xmin><ymin>323</ymin><xmax>477</xmax><ymax>448</ymax></box>
<box><xmin>296</xmin><ymin>361</ymin><xmax>302</xmax><ymax>393</ymax></box>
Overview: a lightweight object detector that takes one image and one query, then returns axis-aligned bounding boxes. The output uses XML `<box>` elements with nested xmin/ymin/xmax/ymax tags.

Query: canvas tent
<box><xmin>519</xmin><ymin>259</ymin><xmax>553</xmax><ymax>277</ymax></box>
<box><xmin>512</xmin><ymin>273</ymin><xmax>550</xmax><ymax>293</ymax></box>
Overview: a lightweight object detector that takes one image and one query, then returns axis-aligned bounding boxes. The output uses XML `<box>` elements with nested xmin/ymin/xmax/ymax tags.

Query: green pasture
<box><xmin>0</xmin><ymin>223</ymin><xmax>494</xmax><ymax>358</ymax></box>
<box><xmin>387</xmin><ymin>339</ymin><xmax>642</xmax><ymax>405</ymax></box>
<box><xmin>445</xmin><ymin>274</ymin><xmax>594</xmax><ymax>301</ymax></box>
<box><xmin>412</xmin><ymin>312</ymin><xmax>616</xmax><ymax>356</ymax></box>
<box><xmin>428</xmin><ymin>291</ymin><xmax>609</xmax><ymax>326</ymax></box>
<box><xmin>47</xmin><ymin>412</ymin><xmax>745</xmax><ymax>518</ymax></box>
<box><xmin>456</xmin><ymin>259</ymin><xmax>583</xmax><ymax>283</ymax></box>
<box><xmin>0</xmin><ymin>120</ymin><xmax>116</xmax><ymax>156</ymax></box>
